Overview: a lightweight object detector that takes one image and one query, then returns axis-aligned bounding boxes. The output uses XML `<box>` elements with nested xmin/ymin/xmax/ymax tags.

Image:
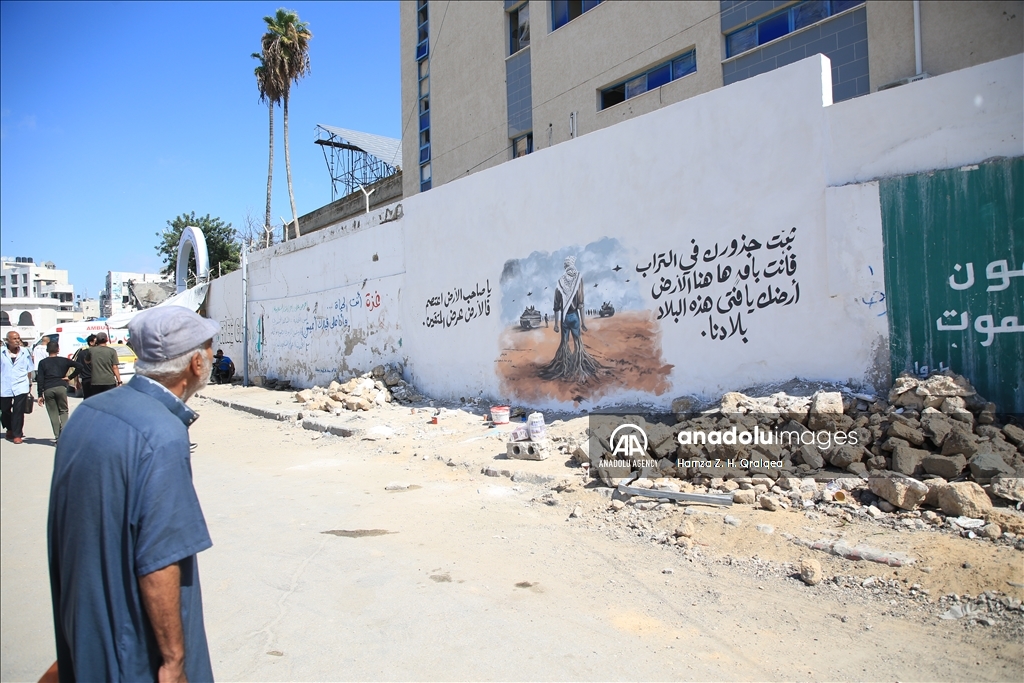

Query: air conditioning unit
<box><xmin>877</xmin><ymin>73</ymin><xmax>930</xmax><ymax>91</ymax></box>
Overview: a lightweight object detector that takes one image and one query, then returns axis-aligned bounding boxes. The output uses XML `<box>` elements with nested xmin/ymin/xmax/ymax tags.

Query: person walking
<box><xmin>84</xmin><ymin>332</ymin><xmax>120</xmax><ymax>397</ymax></box>
<box><xmin>1</xmin><ymin>330</ymin><xmax>35</xmax><ymax>444</ymax></box>
<box><xmin>35</xmin><ymin>340</ymin><xmax>84</xmax><ymax>442</ymax></box>
<box><xmin>33</xmin><ymin>335</ymin><xmax>51</xmax><ymax>368</ymax></box>
<box><xmin>69</xmin><ymin>334</ymin><xmax>97</xmax><ymax>397</ymax></box>
<box><xmin>48</xmin><ymin>306</ymin><xmax>220</xmax><ymax>682</ymax></box>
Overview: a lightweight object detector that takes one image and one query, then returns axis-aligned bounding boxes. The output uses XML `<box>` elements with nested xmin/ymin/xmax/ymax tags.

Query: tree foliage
<box><xmin>155</xmin><ymin>212</ymin><xmax>241</xmax><ymax>282</ymax></box>
<box><xmin>259</xmin><ymin>8</ymin><xmax>311</xmax><ymax>237</ymax></box>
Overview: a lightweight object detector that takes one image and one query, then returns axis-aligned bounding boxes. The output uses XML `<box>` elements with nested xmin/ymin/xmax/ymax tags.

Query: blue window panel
<box><xmin>552</xmin><ymin>0</ymin><xmax>569</xmax><ymax>30</ymax></box>
<box><xmin>416</xmin><ymin>40</ymin><xmax>428</xmax><ymax>60</ymax></box>
<box><xmin>758</xmin><ymin>13</ymin><xmax>789</xmax><ymax>45</ymax></box>
<box><xmin>672</xmin><ymin>52</ymin><xmax>696</xmax><ymax>79</ymax></box>
<box><xmin>728</xmin><ymin>25</ymin><xmax>757</xmax><ymax>57</ymax></box>
<box><xmin>420</xmin><ymin>179</ymin><xmax>431</xmax><ymax>192</ymax></box>
<box><xmin>419</xmin><ymin>110</ymin><xmax>430</xmax><ymax>132</ymax></box>
<box><xmin>647</xmin><ymin>63</ymin><xmax>671</xmax><ymax>90</ymax></box>
<box><xmin>832</xmin><ymin>0</ymin><xmax>864</xmax><ymax>13</ymax></box>
<box><xmin>419</xmin><ymin>144</ymin><xmax>430</xmax><ymax>164</ymax></box>
<box><xmin>552</xmin><ymin>0</ymin><xmax>599</xmax><ymax>31</ymax></box>
<box><xmin>625</xmin><ymin>75</ymin><xmax>646</xmax><ymax>99</ymax></box>
<box><xmin>794</xmin><ymin>1</ymin><xmax>829</xmax><ymax>30</ymax></box>
<box><xmin>420</xmin><ymin>163</ymin><xmax>431</xmax><ymax>184</ymax></box>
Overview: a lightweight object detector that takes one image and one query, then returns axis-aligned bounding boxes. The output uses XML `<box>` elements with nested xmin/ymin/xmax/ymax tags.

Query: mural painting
<box><xmin>495</xmin><ymin>238</ymin><xmax>673</xmax><ymax>404</ymax></box>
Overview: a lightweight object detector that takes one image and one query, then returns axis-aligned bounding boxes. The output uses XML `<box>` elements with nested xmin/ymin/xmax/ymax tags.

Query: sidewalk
<box><xmin>196</xmin><ymin>383</ymin><xmax>588</xmax><ymax>487</ymax></box>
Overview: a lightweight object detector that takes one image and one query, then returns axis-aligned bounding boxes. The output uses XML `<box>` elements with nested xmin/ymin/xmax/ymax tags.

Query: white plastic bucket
<box><xmin>491</xmin><ymin>406</ymin><xmax>510</xmax><ymax>424</ymax></box>
<box><xmin>527</xmin><ymin>412</ymin><xmax>546</xmax><ymax>440</ymax></box>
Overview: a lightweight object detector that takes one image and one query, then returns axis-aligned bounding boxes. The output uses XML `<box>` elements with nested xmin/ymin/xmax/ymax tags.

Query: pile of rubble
<box><xmin>292</xmin><ymin>363</ymin><xmax>423</xmax><ymax>413</ymax></box>
<box><xmin>581</xmin><ymin>372</ymin><xmax>1024</xmax><ymax>538</ymax></box>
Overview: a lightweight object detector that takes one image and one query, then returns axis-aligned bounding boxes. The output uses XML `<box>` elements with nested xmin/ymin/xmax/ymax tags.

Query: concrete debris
<box><xmin>799</xmin><ymin>558</ymin><xmax>823</xmax><ymax>585</ymax></box>
<box><xmin>292</xmin><ymin>363</ymin><xmax>418</xmax><ymax>413</ymax></box>
<box><xmin>990</xmin><ymin>476</ymin><xmax>1024</xmax><ymax>503</ymax></box>
<box><xmin>936</xmin><ymin>481</ymin><xmax>993</xmax><ymax>518</ymax></box>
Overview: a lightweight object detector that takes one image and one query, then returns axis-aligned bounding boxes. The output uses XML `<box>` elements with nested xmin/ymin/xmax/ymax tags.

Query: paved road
<box><xmin>3</xmin><ymin>394</ymin><xmax>1020</xmax><ymax>681</ymax></box>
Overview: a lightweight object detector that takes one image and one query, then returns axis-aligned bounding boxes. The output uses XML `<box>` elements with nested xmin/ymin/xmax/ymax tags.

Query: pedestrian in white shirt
<box><xmin>2</xmin><ymin>331</ymin><xmax>36</xmax><ymax>443</ymax></box>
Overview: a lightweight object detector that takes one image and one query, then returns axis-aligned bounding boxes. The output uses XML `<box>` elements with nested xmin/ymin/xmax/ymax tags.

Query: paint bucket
<box><xmin>527</xmin><ymin>412</ymin><xmax>546</xmax><ymax>440</ymax></box>
<box><xmin>491</xmin><ymin>406</ymin><xmax>510</xmax><ymax>424</ymax></box>
<box><xmin>431</xmin><ymin>416</ymin><xmax>439</xmax><ymax>425</ymax></box>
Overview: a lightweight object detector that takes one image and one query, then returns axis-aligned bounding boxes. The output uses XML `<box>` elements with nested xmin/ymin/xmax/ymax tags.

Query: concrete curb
<box><xmin>301</xmin><ymin>417</ymin><xmax>363</xmax><ymax>438</ymax></box>
<box><xmin>199</xmin><ymin>394</ymin><xmax>302</xmax><ymax>422</ymax></box>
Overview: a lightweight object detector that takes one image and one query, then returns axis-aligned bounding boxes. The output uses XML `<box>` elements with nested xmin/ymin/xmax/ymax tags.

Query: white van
<box><xmin>33</xmin><ymin>321</ymin><xmax>120</xmax><ymax>360</ymax></box>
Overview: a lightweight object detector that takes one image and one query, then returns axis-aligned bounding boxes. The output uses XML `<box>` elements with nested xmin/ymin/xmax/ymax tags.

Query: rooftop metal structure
<box><xmin>314</xmin><ymin>125</ymin><xmax>402</xmax><ymax>201</ymax></box>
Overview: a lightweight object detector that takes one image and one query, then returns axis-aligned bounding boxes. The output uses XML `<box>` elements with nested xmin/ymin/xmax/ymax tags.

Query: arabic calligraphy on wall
<box><xmin>263</xmin><ymin>290</ymin><xmax>390</xmax><ymax>352</ymax></box>
<box><xmin>423</xmin><ymin>280</ymin><xmax>492</xmax><ymax>329</ymax></box>
<box><xmin>935</xmin><ymin>258</ymin><xmax>1023</xmax><ymax>346</ymax></box>
<box><xmin>636</xmin><ymin>227</ymin><xmax>800</xmax><ymax>343</ymax></box>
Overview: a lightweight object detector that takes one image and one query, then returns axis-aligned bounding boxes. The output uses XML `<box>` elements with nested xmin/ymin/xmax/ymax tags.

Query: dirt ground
<box><xmin>496</xmin><ymin>310</ymin><xmax>674</xmax><ymax>404</ymax></box>
<box><xmin>3</xmin><ymin>387</ymin><xmax>1022</xmax><ymax>682</ymax></box>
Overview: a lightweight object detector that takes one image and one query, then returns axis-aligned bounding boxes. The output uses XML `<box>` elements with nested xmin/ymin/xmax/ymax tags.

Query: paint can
<box><xmin>527</xmin><ymin>412</ymin><xmax>546</xmax><ymax>440</ymax></box>
<box><xmin>431</xmin><ymin>416</ymin><xmax>439</xmax><ymax>425</ymax></box>
<box><xmin>491</xmin><ymin>406</ymin><xmax>510</xmax><ymax>424</ymax></box>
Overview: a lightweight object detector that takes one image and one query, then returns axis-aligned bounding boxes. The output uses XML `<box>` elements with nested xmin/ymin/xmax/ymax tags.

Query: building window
<box><xmin>416</xmin><ymin>0</ymin><xmax>431</xmax><ymax>192</ymax></box>
<box><xmin>420</xmin><ymin>162</ymin><xmax>432</xmax><ymax>192</ymax></box>
<box><xmin>726</xmin><ymin>0</ymin><xmax>864</xmax><ymax>58</ymax></box>
<box><xmin>416</xmin><ymin>0</ymin><xmax>429</xmax><ymax>60</ymax></box>
<box><xmin>512</xmin><ymin>132</ymin><xmax>533</xmax><ymax>158</ymax></box>
<box><xmin>600</xmin><ymin>50</ymin><xmax>696</xmax><ymax>110</ymax></box>
<box><xmin>509</xmin><ymin>2</ymin><xmax>530</xmax><ymax>55</ymax></box>
<box><xmin>551</xmin><ymin>0</ymin><xmax>601</xmax><ymax>31</ymax></box>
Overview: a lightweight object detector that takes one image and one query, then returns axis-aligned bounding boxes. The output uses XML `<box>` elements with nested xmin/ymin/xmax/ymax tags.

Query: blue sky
<box><xmin>0</xmin><ymin>1</ymin><xmax>400</xmax><ymax>299</ymax></box>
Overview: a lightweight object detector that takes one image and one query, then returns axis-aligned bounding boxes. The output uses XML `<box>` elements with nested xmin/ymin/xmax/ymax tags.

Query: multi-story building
<box><xmin>401</xmin><ymin>0</ymin><xmax>1023</xmax><ymax>197</ymax></box>
<box><xmin>0</xmin><ymin>256</ymin><xmax>77</xmax><ymax>341</ymax></box>
<box><xmin>100</xmin><ymin>271</ymin><xmax>173</xmax><ymax>318</ymax></box>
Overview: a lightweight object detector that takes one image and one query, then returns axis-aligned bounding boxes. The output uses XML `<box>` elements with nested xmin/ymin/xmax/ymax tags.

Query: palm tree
<box><xmin>252</xmin><ymin>51</ymin><xmax>283</xmax><ymax>243</ymax></box>
<box><xmin>261</xmin><ymin>8</ymin><xmax>311</xmax><ymax>239</ymax></box>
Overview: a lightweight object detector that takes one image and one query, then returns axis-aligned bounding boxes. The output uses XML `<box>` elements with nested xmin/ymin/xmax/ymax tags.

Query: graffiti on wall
<box><xmin>935</xmin><ymin>258</ymin><xmax>1024</xmax><ymax>346</ymax></box>
<box><xmin>495</xmin><ymin>238</ymin><xmax>672</xmax><ymax>404</ymax></box>
<box><xmin>249</xmin><ymin>281</ymin><xmax>400</xmax><ymax>383</ymax></box>
<box><xmin>638</xmin><ymin>227</ymin><xmax>801</xmax><ymax>343</ymax></box>
<box><xmin>217</xmin><ymin>316</ymin><xmax>244</xmax><ymax>345</ymax></box>
<box><xmin>423</xmin><ymin>280</ymin><xmax>492</xmax><ymax>329</ymax></box>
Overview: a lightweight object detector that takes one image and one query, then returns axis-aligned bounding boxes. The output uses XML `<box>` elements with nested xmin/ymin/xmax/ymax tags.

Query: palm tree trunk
<box><xmin>283</xmin><ymin>92</ymin><xmax>300</xmax><ymax>239</ymax></box>
<box><xmin>265</xmin><ymin>100</ymin><xmax>274</xmax><ymax>245</ymax></box>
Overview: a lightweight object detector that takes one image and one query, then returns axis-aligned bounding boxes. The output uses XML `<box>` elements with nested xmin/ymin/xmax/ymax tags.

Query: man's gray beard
<box><xmin>182</xmin><ymin>353</ymin><xmax>213</xmax><ymax>403</ymax></box>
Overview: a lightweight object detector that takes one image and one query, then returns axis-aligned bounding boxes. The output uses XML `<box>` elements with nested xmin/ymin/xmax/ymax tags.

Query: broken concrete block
<box><xmin>936</xmin><ymin>481</ymin><xmax>993</xmax><ymax>518</ymax></box>
<box><xmin>921</xmin><ymin>453</ymin><xmax>967</xmax><ymax>479</ymax></box>
<box><xmin>507</xmin><ymin>440</ymin><xmax>550</xmax><ymax>461</ymax></box>
<box><xmin>869</xmin><ymin>474</ymin><xmax>928</xmax><ymax>510</ymax></box>
<box><xmin>808</xmin><ymin>391</ymin><xmax>844</xmax><ymax>430</ymax></box>
<box><xmin>795</xmin><ymin>444</ymin><xmax>825</xmax><ymax>470</ymax></box>
<box><xmin>1003</xmin><ymin>424</ymin><xmax>1024</xmax><ymax>447</ymax></box>
<box><xmin>891</xmin><ymin>443</ymin><xmax>928</xmax><ymax>475</ymax></box>
<box><xmin>295</xmin><ymin>389</ymin><xmax>314</xmax><ymax>403</ymax></box>
<box><xmin>968</xmin><ymin>451</ymin><xmax>1015</xmax><ymax>483</ymax></box>
<box><xmin>887</xmin><ymin>421</ymin><xmax>926</xmax><ymax>446</ymax></box>
<box><xmin>990</xmin><ymin>476</ymin><xmax>1024</xmax><ymax>503</ymax></box>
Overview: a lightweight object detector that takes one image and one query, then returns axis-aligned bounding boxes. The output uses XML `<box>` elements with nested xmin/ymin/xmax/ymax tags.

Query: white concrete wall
<box><xmin>207</xmin><ymin>53</ymin><xmax>1023</xmax><ymax>408</ymax></box>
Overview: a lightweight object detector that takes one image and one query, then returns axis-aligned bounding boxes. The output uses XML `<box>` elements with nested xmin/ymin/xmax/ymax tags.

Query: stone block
<box><xmin>507</xmin><ymin>440</ymin><xmax>550</xmax><ymax>461</ymax></box>
<box><xmin>968</xmin><ymin>451</ymin><xmax>1015</xmax><ymax>483</ymax></box>
<box><xmin>921</xmin><ymin>454</ymin><xmax>967</xmax><ymax>479</ymax></box>
<box><xmin>795</xmin><ymin>444</ymin><xmax>825</xmax><ymax>469</ymax></box>
<box><xmin>869</xmin><ymin>474</ymin><xmax>928</xmax><ymax>510</ymax></box>
<box><xmin>887</xmin><ymin>421</ymin><xmax>925</xmax><ymax>446</ymax></box>
<box><xmin>936</xmin><ymin>481</ymin><xmax>993</xmax><ymax>518</ymax></box>
<box><xmin>990</xmin><ymin>476</ymin><xmax>1024</xmax><ymax>503</ymax></box>
<box><xmin>891</xmin><ymin>443</ymin><xmax>927</xmax><ymax>475</ymax></box>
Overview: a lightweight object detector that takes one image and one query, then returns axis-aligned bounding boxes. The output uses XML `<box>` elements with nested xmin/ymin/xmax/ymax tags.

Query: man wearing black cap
<box><xmin>47</xmin><ymin>306</ymin><xmax>220</xmax><ymax>682</ymax></box>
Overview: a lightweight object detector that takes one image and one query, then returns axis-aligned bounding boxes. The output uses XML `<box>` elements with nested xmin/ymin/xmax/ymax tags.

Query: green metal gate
<box><xmin>881</xmin><ymin>157</ymin><xmax>1024</xmax><ymax>414</ymax></box>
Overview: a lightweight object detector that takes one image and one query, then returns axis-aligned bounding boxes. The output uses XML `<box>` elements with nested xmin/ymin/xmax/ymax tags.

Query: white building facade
<box><xmin>0</xmin><ymin>256</ymin><xmax>76</xmax><ymax>342</ymax></box>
